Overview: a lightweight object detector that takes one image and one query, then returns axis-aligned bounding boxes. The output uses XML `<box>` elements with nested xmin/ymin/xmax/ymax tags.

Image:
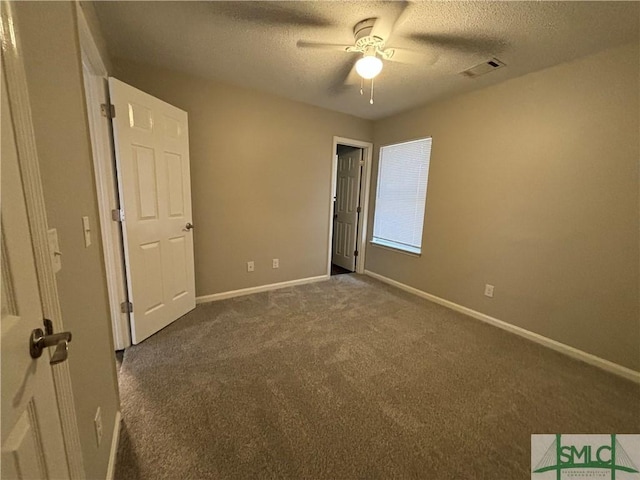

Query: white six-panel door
<box><xmin>1</xmin><ymin>72</ymin><xmax>70</xmax><ymax>479</ymax></box>
<box><xmin>109</xmin><ymin>78</ymin><xmax>195</xmax><ymax>344</ymax></box>
<box><xmin>332</xmin><ymin>148</ymin><xmax>362</xmax><ymax>271</ymax></box>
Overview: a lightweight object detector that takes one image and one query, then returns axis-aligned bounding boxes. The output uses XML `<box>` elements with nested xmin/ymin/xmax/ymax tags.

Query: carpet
<box><xmin>115</xmin><ymin>274</ymin><xmax>639</xmax><ymax>479</ymax></box>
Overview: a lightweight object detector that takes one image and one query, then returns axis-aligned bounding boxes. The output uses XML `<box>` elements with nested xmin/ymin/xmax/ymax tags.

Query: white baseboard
<box><xmin>106</xmin><ymin>410</ymin><xmax>121</xmax><ymax>480</ymax></box>
<box><xmin>196</xmin><ymin>275</ymin><xmax>330</xmax><ymax>304</ymax></box>
<box><xmin>364</xmin><ymin>270</ymin><xmax>640</xmax><ymax>384</ymax></box>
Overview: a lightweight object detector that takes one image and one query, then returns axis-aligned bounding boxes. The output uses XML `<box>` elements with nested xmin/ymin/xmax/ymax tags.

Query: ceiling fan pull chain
<box><xmin>360</xmin><ymin>77</ymin><xmax>364</xmax><ymax>96</ymax></box>
<box><xmin>370</xmin><ymin>78</ymin><xmax>374</xmax><ymax>105</ymax></box>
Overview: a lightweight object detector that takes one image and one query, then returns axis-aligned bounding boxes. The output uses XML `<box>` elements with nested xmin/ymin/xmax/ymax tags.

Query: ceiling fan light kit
<box><xmin>349</xmin><ymin>19</ymin><xmax>391</xmax><ymax>104</ymax></box>
<box><xmin>355</xmin><ymin>52</ymin><xmax>383</xmax><ymax>79</ymax></box>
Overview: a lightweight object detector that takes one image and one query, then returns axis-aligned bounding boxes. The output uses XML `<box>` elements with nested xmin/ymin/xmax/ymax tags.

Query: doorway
<box><xmin>78</xmin><ymin>9</ymin><xmax>131</xmax><ymax>351</ymax></box>
<box><xmin>328</xmin><ymin>137</ymin><xmax>374</xmax><ymax>277</ymax></box>
<box><xmin>332</xmin><ymin>145</ymin><xmax>363</xmax><ymax>275</ymax></box>
<box><xmin>78</xmin><ymin>10</ymin><xmax>196</xmax><ymax>350</ymax></box>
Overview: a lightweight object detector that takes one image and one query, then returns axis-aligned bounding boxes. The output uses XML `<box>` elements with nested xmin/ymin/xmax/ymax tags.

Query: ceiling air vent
<box><xmin>460</xmin><ymin>58</ymin><xmax>506</xmax><ymax>78</ymax></box>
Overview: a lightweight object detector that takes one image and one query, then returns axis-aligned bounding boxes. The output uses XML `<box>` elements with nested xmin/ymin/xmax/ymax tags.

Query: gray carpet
<box><xmin>115</xmin><ymin>274</ymin><xmax>639</xmax><ymax>479</ymax></box>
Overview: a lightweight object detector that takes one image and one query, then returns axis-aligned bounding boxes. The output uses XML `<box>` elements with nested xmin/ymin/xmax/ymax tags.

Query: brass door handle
<box><xmin>185</xmin><ymin>222</ymin><xmax>194</xmax><ymax>230</ymax></box>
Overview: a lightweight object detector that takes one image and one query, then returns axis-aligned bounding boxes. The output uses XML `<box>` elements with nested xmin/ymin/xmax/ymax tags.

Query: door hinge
<box><xmin>356</xmin><ymin>206</ymin><xmax>362</xmax><ymax>213</ymax></box>
<box><xmin>111</xmin><ymin>208</ymin><xmax>124</xmax><ymax>222</ymax></box>
<box><xmin>120</xmin><ymin>301</ymin><xmax>133</xmax><ymax>314</ymax></box>
<box><xmin>100</xmin><ymin>103</ymin><xmax>115</xmax><ymax>119</ymax></box>
<box><xmin>354</xmin><ymin>250</ymin><xmax>359</xmax><ymax>257</ymax></box>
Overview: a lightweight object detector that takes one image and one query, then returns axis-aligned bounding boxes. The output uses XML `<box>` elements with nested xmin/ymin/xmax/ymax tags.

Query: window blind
<box><xmin>372</xmin><ymin>138</ymin><xmax>432</xmax><ymax>254</ymax></box>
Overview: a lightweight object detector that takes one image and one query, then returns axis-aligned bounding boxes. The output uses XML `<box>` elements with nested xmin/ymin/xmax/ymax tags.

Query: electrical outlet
<box><xmin>484</xmin><ymin>284</ymin><xmax>494</xmax><ymax>298</ymax></box>
<box><xmin>272</xmin><ymin>258</ymin><xmax>279</xmax><ymax>269</ymax></box>
<box><xmin>94</xmin><ymin>407</ymin><xmax>103</xmax><ymax>447</ymax></box>
<box><xmin>247</xmin><ymin>261</ymin><xmax>255</xmax><ymax>272</ymax></box>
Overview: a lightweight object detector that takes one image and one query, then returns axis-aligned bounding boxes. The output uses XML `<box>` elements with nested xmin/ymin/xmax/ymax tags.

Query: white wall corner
<box><xmin>364</xmin><ymin>270</ymin><xmax>640</xmax><ymax>384</ymax></box>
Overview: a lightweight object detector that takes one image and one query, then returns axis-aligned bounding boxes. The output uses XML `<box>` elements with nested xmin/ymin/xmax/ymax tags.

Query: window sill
<box><xmin>369</xmin><ymin>240</ymin><xmax>421</xmax><ymax>257</ymax></box>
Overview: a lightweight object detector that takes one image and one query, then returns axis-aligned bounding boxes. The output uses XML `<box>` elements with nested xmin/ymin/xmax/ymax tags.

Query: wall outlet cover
<box><xmin>484</xmin><ymin>284</ymin><xmax>495</xmax><ymax>298</ymax></box>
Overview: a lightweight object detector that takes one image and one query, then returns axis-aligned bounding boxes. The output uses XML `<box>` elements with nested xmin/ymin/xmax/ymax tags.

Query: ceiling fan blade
<box><xmin>344</xmin><ymin>63</ymin><xmax>361</xmax><ymax>86</ymax></box>
<box><xmin>371</xmin><ymin>1</ymin><xmax>411</xmax><ymax>44</ymax></box>
<box><xmin>404</xmin><ymin>33</ymin><xmax>508</xmax><ymax>55</ymax></box>
<box><xmin>328</xmin><ymin>59</ymin><xmax>360</xmax><ymax>94</ymax></box>
<box><xmin>296</xmin><ymin>41</ymin><xmax>354</xmax><ymax>52</ymax></box>
<box><xmin>209</xmin><ymin>2</ymin><xmax>334</xmax><ymax>27</ymax></box>
<box><xmin>385</xmin><ymin>48</ymin><xmax>438</xmax><ymax>66</ymax></box>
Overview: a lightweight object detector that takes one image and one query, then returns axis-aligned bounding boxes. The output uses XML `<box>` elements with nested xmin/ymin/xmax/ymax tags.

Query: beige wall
<box><xmin>112</xmin><ymin>58</ymin><xmax>373</xmax><ymax>296</ymax></box>
<box><xmin>368</xmin><ymin>42</ymin><xmax>640</xmax><ymax>371</ymax></box>
<box><xmin>14</xmin><ymin>3</ymin><xmax>120</xmax><ymax>478</ymax></box>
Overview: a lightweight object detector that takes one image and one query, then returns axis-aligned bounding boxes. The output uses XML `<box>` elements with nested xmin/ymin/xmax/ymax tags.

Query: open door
<box><xmin>332</xmin><ymin>147</ymin><xmax>363</xmax><ymax>271</ymax></box>
<box><xmin>109</xmin><ymin>78</ymin><xmax>195</xmax><ymax>344</ymax></box>
<box><xmin>1</xmin><ymin>62</ymin><xmax>70</xmax><ymax>479</ymax></box>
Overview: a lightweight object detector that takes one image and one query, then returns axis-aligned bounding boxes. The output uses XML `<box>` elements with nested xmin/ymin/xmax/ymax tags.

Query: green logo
<box><xmin>532</xmin><ymin>434</ymin><xmax>639</xmax><ymax>479</ymax></box>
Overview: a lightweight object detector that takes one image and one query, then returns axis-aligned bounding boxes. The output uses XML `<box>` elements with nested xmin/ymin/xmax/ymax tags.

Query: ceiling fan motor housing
<box><xmin>353</xmin><ymin>18</ymin><xmax>376</xmax><ymax>40</ymax></box>
<box><xmin>351</xmin><ymin>18</ymin><xmax>393</xmax><ymax>59</ymax></box>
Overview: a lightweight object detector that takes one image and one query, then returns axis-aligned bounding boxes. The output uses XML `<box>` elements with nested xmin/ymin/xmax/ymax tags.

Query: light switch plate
<box><xmin>47</xmin><ymin>228</ymin><xmax>62</xmax><ymax>273</ymax></box>
<box><xmin>82</xmin><ymin>216</ymin><xmax>91</xmax><ymax>247</ymax></box>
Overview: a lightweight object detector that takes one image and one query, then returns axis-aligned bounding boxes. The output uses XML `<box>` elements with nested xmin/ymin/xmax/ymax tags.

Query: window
<box><xmin>372</xmin><ymin>137</ymin><xmax>432</xmax><ymax>255</ymax></box>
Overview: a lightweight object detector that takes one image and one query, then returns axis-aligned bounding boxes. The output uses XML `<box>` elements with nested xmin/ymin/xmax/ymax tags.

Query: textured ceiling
<box><xmin>95</xmin><ymin>1</ymin><xmax>639</xmax><ymax>120</ymax></box>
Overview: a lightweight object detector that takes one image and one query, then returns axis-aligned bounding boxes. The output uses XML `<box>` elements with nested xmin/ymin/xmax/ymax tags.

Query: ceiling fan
<box><xmin>296</xmin><ymin>2</ymin><xmax>506</xmax><ymax>104</ymax></box>
<box><xmin>297</xmin><ymin>2</ymin><xmax>418</xmax><ymax>103</ymax></box>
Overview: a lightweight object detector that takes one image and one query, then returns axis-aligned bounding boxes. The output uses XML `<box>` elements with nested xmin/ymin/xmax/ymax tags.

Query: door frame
<box><xmin>327</xmin><ymin>136</ymin><xmax>373</xmax><ymax>275</ymax></box>
<box><xmin>1</xmin><ymin>1</ymin><xmax>86</xmax><ymax>476</ymax></box>
<box><xmin>77</xmin><ymin>7</ymin><xmax>131</xmax><ymax>350</ymax></box>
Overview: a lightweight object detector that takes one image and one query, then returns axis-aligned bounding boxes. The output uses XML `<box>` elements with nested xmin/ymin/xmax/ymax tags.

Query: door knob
<box><xmin>30</xmin><ymin>328</ymin><xmax>72</xmax><ymax>365</ymax></box>
<box><xmin>185</xmin><ymin>222</ymin><xmax>194</xmax><ymax>230</ymax></box>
